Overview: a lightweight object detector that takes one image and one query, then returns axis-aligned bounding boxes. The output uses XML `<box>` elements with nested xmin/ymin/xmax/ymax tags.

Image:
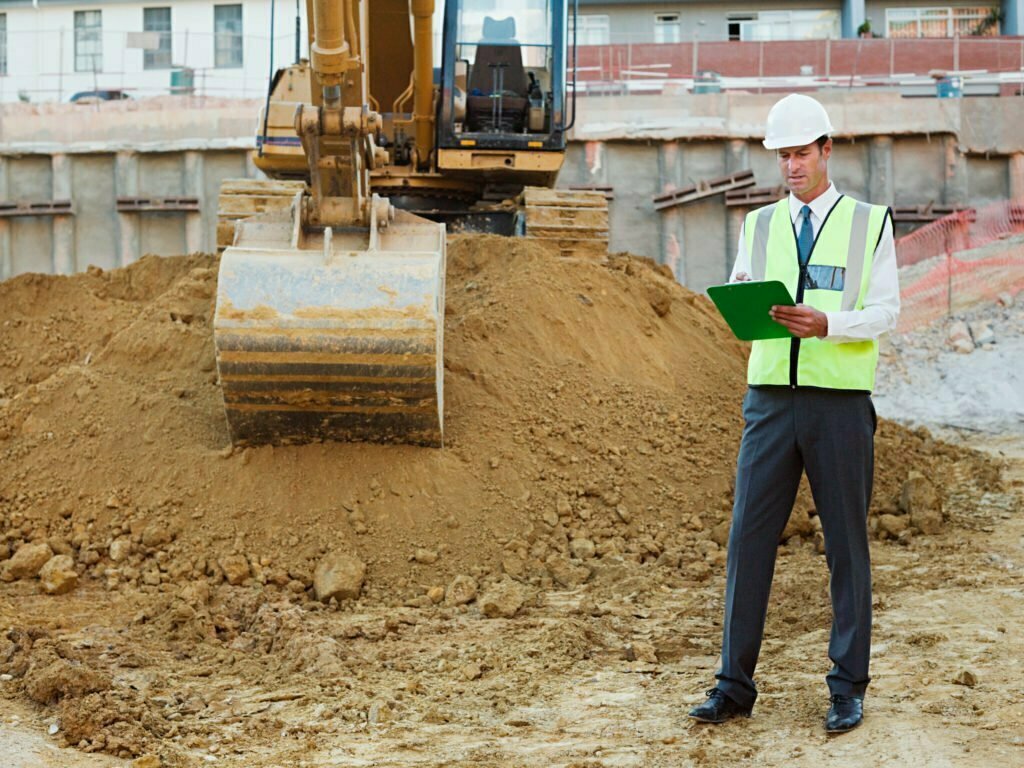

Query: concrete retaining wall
<box><xmin>3</xmin><ymin>92</ymin><xmax>1024</xmax><ymax>291</ymax></box>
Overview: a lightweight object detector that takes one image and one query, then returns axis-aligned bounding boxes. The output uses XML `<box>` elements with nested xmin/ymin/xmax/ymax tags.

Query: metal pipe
<box><xmin>345</xmin><ymin>0</ymin><xmax>359</xmax><ymax>60</ymax></box>
<box><xmin>313</xmin><ymin>0</ymin><xmax>344</xmax><ymax>51</ymax></box>
<box><xmin>310</xmin><ymin>0</ymin><xmax>349</xmax><ymax>86</ymax></box>
<box><xmin>411</xmin><ymin>0</ymin><xmax>435</xmax><ymax>170</ymax></box>
<box><xmin>394</xmin><ymin>73</ymin><xmax>414</xmax><ymax>114</ymax></box>
<box><xmin>323</xmin><ymin>84</ymin><xmax>341</xmax><ymax>109</ymax></box>
<box><xmin>261</xmin><ymin>0</ymin><xmax>277</xmax><ymax>157</ymax></box>
<box><xmin>305</xmin><ymin>0</ymin><xmax>315</xmax><ymax>50</ymax></box>
<box><xmin>305</xmin><ymin>0</ymin><xmax>321</xmax><ymax>106</ymax></box>
<box><xmin>565</xmin><ymin>0</ymin><xmax>579</xmax><ymax>131</ymax></box>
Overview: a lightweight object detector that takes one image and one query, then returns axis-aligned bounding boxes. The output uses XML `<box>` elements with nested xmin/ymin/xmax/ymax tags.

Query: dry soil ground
<box><xmin>3</xmin><ymin>453</ymin><xmax>1021</xmax><ymax>768</ymax></box>
<box><xmin>1</xmin><ymin>240</ymin><xmax>1020</xmax><ymax>767</ymax></box>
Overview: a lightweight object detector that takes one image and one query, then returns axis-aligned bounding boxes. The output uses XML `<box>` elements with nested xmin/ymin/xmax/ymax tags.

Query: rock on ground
<box><xmin>479</xmin><ymin>580</ymin><xmax>525</xmax><ymax>618</ymax></box>
<box><xmin>108</xmin><ymin>537</ymin><xmax>132</xmax><ymax>563</ymax></box>
<box><xmin>444</xmin><ymin>575</ymin><xmax>478</xmax><ymax>606</ymax></box>
<box><xmin>219</xmin><ymin>554</ymin><xmax>251</xmax><ymax>586</ymax></box>
<box><xmin>569</xmin><ymin>538</ymin><xmax>596</xmax><ymax>560</ymax></box>
<box><xmin>2</xmin><ymin>543</ymin><xmax>55</xmax><ymax>581</ymax></box>
<box><xmin>877</xmin><ymin>513</ymin><xmax>910</xmax><ymax>539</ymax></box>
<box><xmin>141</xmin><ymin>524</ymin><xmax>174</xmax><ymax>549</ymax></box>
<box><xmin>313</xmin><ymin>552</ymin><xmax>366</xmax><ymax>602</ymax></box>
<box><xmin>39</xmin><ymin>555</ymin><xmax>78</xmax><ymax>595</ymax></box>
<box><xmin>546</xmin><ymin>555</ymin><xmax>592</xmax><ymax>588</ymax></box>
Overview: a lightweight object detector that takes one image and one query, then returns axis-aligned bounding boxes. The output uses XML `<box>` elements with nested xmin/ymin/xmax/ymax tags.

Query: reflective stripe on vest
<box><xmin>744</xmin><ymin>195</ymin><xmax>889</xmax><ymax>392</ymax></box>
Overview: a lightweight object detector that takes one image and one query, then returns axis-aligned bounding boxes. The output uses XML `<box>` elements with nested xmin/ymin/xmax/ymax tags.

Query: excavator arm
<box><xmin>212</xmin><ymin>0</ymin><xmax>447</xmax><ymax>448</ymax></box>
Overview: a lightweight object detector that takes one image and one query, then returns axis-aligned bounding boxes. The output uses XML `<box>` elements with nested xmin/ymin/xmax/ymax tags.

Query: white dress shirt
<box><xmin>729</xmin><ymin>182</ymin><xmax>900</xmax><ymax>343</ymax></box>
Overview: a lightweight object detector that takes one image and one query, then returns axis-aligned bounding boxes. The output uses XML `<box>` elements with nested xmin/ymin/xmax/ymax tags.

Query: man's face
<box><xmin>777</xmin><ymin>139</ymin><xmax>831</xmax><ymax>197</ymax></box>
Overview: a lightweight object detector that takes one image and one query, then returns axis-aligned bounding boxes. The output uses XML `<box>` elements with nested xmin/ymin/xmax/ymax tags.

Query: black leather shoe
<box><xmin>826</xmin><ymin>694</ymin><xmax>864</xmax><ymax>734</ymax></box>
<box><xmin>688</xmin><ymin>688</ymin><xmax>752</xmax><ymax>723</ymax></box>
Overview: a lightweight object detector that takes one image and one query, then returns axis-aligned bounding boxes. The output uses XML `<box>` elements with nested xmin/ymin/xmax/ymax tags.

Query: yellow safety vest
<box><xmin>744</xmin><ymin>195</ymin><xmax>889</xmax><ymax>392</ymax></box>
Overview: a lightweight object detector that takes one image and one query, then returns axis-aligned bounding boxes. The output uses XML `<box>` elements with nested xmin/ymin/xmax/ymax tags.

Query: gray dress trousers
<box><xmin>715</xmin><ymin>386</ymin><xmax>876</xmax><ymax>709</ymax></box>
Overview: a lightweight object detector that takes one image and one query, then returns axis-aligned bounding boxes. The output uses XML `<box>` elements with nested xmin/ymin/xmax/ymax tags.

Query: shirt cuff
<box><xmin>823</xmin><ymin>311</ymin><xmax>846</xmax><ymax>343</ymax></box>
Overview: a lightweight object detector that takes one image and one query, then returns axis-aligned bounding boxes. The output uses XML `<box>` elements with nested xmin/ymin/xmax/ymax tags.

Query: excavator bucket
<box><xmin>213</xmin><ymin>201</ymin><xmax>446</xmax><ymax>447</ymax></box>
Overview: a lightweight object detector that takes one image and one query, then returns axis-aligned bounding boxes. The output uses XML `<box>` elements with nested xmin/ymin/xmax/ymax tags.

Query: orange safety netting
<box><xmin>895</xmin><ymin>201</ymin><xmax>1024</xmax><ymax>332</ymax></box>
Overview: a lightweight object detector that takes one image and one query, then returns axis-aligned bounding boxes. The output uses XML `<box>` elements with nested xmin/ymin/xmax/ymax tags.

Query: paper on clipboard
<box><xmin>706</xmin><ymin>280</ymin><xmax>796</xmax><ymax>341</ymax></box>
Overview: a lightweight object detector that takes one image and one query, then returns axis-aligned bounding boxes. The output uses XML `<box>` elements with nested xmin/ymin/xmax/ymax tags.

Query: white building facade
<box><xmin>0</xmin><ymin>0</ymin><xmax>307</xmax><ymax>102</ymax></box>
<box><xmin>3</xmin><ymin>0</ymin><xmax>1022</xmax><ymax>103</ymax></box>
<box><xmin>572</xmin><ymin>0</ymin><xmax>1019</xmax><ymax>42</ymax></box>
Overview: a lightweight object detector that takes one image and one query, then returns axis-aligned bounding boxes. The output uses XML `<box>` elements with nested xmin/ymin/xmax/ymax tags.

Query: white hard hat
<box><xmin>762</xmin><ymin>94</ymin><xmax>835</xmax><ymax>150</ymax></box>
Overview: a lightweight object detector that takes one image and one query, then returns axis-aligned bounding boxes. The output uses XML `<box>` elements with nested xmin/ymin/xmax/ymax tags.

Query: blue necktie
<box><xmin>797</xmin><ymin>205</ymin><xmax>814</xmax><ymax>266</ymax></box>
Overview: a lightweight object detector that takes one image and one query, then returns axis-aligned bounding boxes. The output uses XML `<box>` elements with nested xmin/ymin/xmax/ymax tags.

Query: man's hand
<box><xmin>770</xmin><ymin>304</ymin><xmax>828</xmax><ymax>338</ymax></box>
<box><xmin>733</xmin><ymin>272</ymin><xmax>751</xmax><ymax>282</ymax></box>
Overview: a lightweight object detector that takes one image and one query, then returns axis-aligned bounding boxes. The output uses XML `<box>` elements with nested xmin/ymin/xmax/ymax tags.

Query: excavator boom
<box><xmin>213</xmin><ymin>0</ymin><xmax>610</xmax><ymax>445</ymax></box>
<box><xmin>213</xmin><ymin>0</ymin><xmax>446</xmax><ymax>446</ymax></box>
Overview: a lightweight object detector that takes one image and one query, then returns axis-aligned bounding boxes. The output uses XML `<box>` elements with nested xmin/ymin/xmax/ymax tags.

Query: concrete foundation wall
<box><xmin>3</xmin><ymin>93</ymin><xmax>1024</xmax><ymax>291</ymax></box>
<box><xmin>0</xmin><ymin>148</ymin><xmax>248</xmax><ymax>276</ymax></box>
<box><xmin>579</xmin><ymin>134</ymin><xmax>1019</xmax><ymax>284</ymax></box>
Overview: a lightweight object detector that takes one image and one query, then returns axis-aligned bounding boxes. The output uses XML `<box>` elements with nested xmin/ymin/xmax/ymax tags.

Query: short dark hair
<box><xmin>815</xmin><ymin>135</ymin><xmax>830</xmax><ymax>148</ymax></box>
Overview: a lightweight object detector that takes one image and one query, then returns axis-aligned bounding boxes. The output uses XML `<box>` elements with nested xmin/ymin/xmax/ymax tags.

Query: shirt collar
<box><xmin>788</xmin><ymin>181</ymin><xmax>839</xmax><ymax>223</ymax></box>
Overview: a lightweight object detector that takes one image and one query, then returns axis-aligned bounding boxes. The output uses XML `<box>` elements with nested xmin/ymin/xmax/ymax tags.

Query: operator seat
<box><xmin>466</xmin><ymin>16</ymin><xmax>528</xmax><ymax>132</ymax></box>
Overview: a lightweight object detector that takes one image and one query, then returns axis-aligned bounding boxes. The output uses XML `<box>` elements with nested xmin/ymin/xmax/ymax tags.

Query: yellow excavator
<box><xmin>214</xmin><ymin>0</ymin><xmax>607</xmax><ymax>448</ymax></box>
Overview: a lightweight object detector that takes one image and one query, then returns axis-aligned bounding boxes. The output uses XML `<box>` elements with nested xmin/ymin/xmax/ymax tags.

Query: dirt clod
<box><xmin>479</xmin><ymin>579</ymin><xmax>526</xmax><ymax>618</ymax></box>
<box><xmin>953</xmin><ymin>669</ymin><xmax>979</xmax><ymax>687</ymax></box>
<box><xmin>901</xmin><ymin>471</ymin><xmax>944</xmax><ymax>534</ymax></box>
<box><xmin>445</xmin><ymin>574</ymin><xmax>478</xmax><ymax>606</ymax></box>
<box><xmin>24</xmin><ymin>653</ymin><xmax>111</xmax><ymax>706</ymax></box>
<box><xmin>313</xmin><ymin>551</ymin><xmax>366</xmax><ymax>602</ymax></box>
<box><xmin>219</xmin><ymin>554</ymin><xmax>251</xmax><ymax>586</ymax></box>
<box><xmin>39</xmin><ymin>555</ymin><xmax>78</xmax><ymax>595</ymax></box>
<box><xmin>3</xmin><ymin>543</ymin><xmax>54</xmax><ymax>581</ymax></box>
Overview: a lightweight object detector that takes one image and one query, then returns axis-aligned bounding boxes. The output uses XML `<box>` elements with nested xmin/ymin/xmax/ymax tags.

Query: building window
<box><xmin>886</xmin><ymin>7</ymin><xmax>999</xmax><ymax>38</ymax></box>
<box><xmin>654</xmin><ymin>13</ymin><xmax>681</xmax><ymax>44</ymax></box>
<box><xmin>143</xmin><ymin>8</ymin><xmax>172</xmax><ymax>70</ymax></box>
<box><xmin>0</xmin><ymin>14</ymin><xmax>7</xmax><ymax>76</ymax></box>
<box><xmin>727</xmin><ymin>14</ymin><xmax>756</xmax><ymax>41</ymax></box>
<box><xmin>75</xmin><ymin>10</ymin><xmax>103</xmax><ymax>73</ymax></box>
<box><xmin>730</xmin><ymin>10</ymin><xmax>840</xmax><ymax>41</ymax></box>
<box><xmin>571</xmin><ymin>14</ymin><xmax>610</xmax><ymax>45</ymax></box>
<box><xmin>214</xmin><ymin>4</ymin><xmax>243</xmax><ymax>68</ymax></box>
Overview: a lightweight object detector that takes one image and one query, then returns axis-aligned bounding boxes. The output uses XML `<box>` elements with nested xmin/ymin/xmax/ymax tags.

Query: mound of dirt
<box><xmin>0</xmin><ymin>235</ymin><xmax>1006</xmax><ymax>763</ymax></box>
<box><xmin>0</xmin><ymin>236</ymin><xmax>1000</xmax><ymax>608</ymax></box>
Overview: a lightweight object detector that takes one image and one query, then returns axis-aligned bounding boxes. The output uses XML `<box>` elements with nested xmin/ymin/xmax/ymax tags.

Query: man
<box><xmin>689</xmin><ymin>93</ymin><xmax>899</xmax><ymax>734</ymax></box>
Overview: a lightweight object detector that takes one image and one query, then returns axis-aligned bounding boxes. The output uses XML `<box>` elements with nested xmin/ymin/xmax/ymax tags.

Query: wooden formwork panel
<box><xmin>216</xmin><ymin>179</ymin><xmax>304</xmax><ymax>250</ymax></box>
<box><xmin>523</xmin><ymin>188</ymin><xmax>608</xmax><ymax>208</ymax></box>
<box><xmin>218</xmin><ymin>179</ymin><xmax>306</xmax><ymax>197</ymax></box>
<box><xmin>524</xmin><ymin>204</ymin><xmax>609</xmax><ymax>229</ymax></box>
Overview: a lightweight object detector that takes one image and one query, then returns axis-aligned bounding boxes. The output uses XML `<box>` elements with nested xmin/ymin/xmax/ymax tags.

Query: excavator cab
<box><xmin>435</xmin><ymin>0</ymin><xmax>570</xmax><ymax>189</ymax></box>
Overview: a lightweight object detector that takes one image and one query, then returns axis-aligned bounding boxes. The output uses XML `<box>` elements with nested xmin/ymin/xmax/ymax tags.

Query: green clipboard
<box><xmin>706</xmin><ymin>280</ymin><xmax>796</xmax><ymax>341</ymax></box>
